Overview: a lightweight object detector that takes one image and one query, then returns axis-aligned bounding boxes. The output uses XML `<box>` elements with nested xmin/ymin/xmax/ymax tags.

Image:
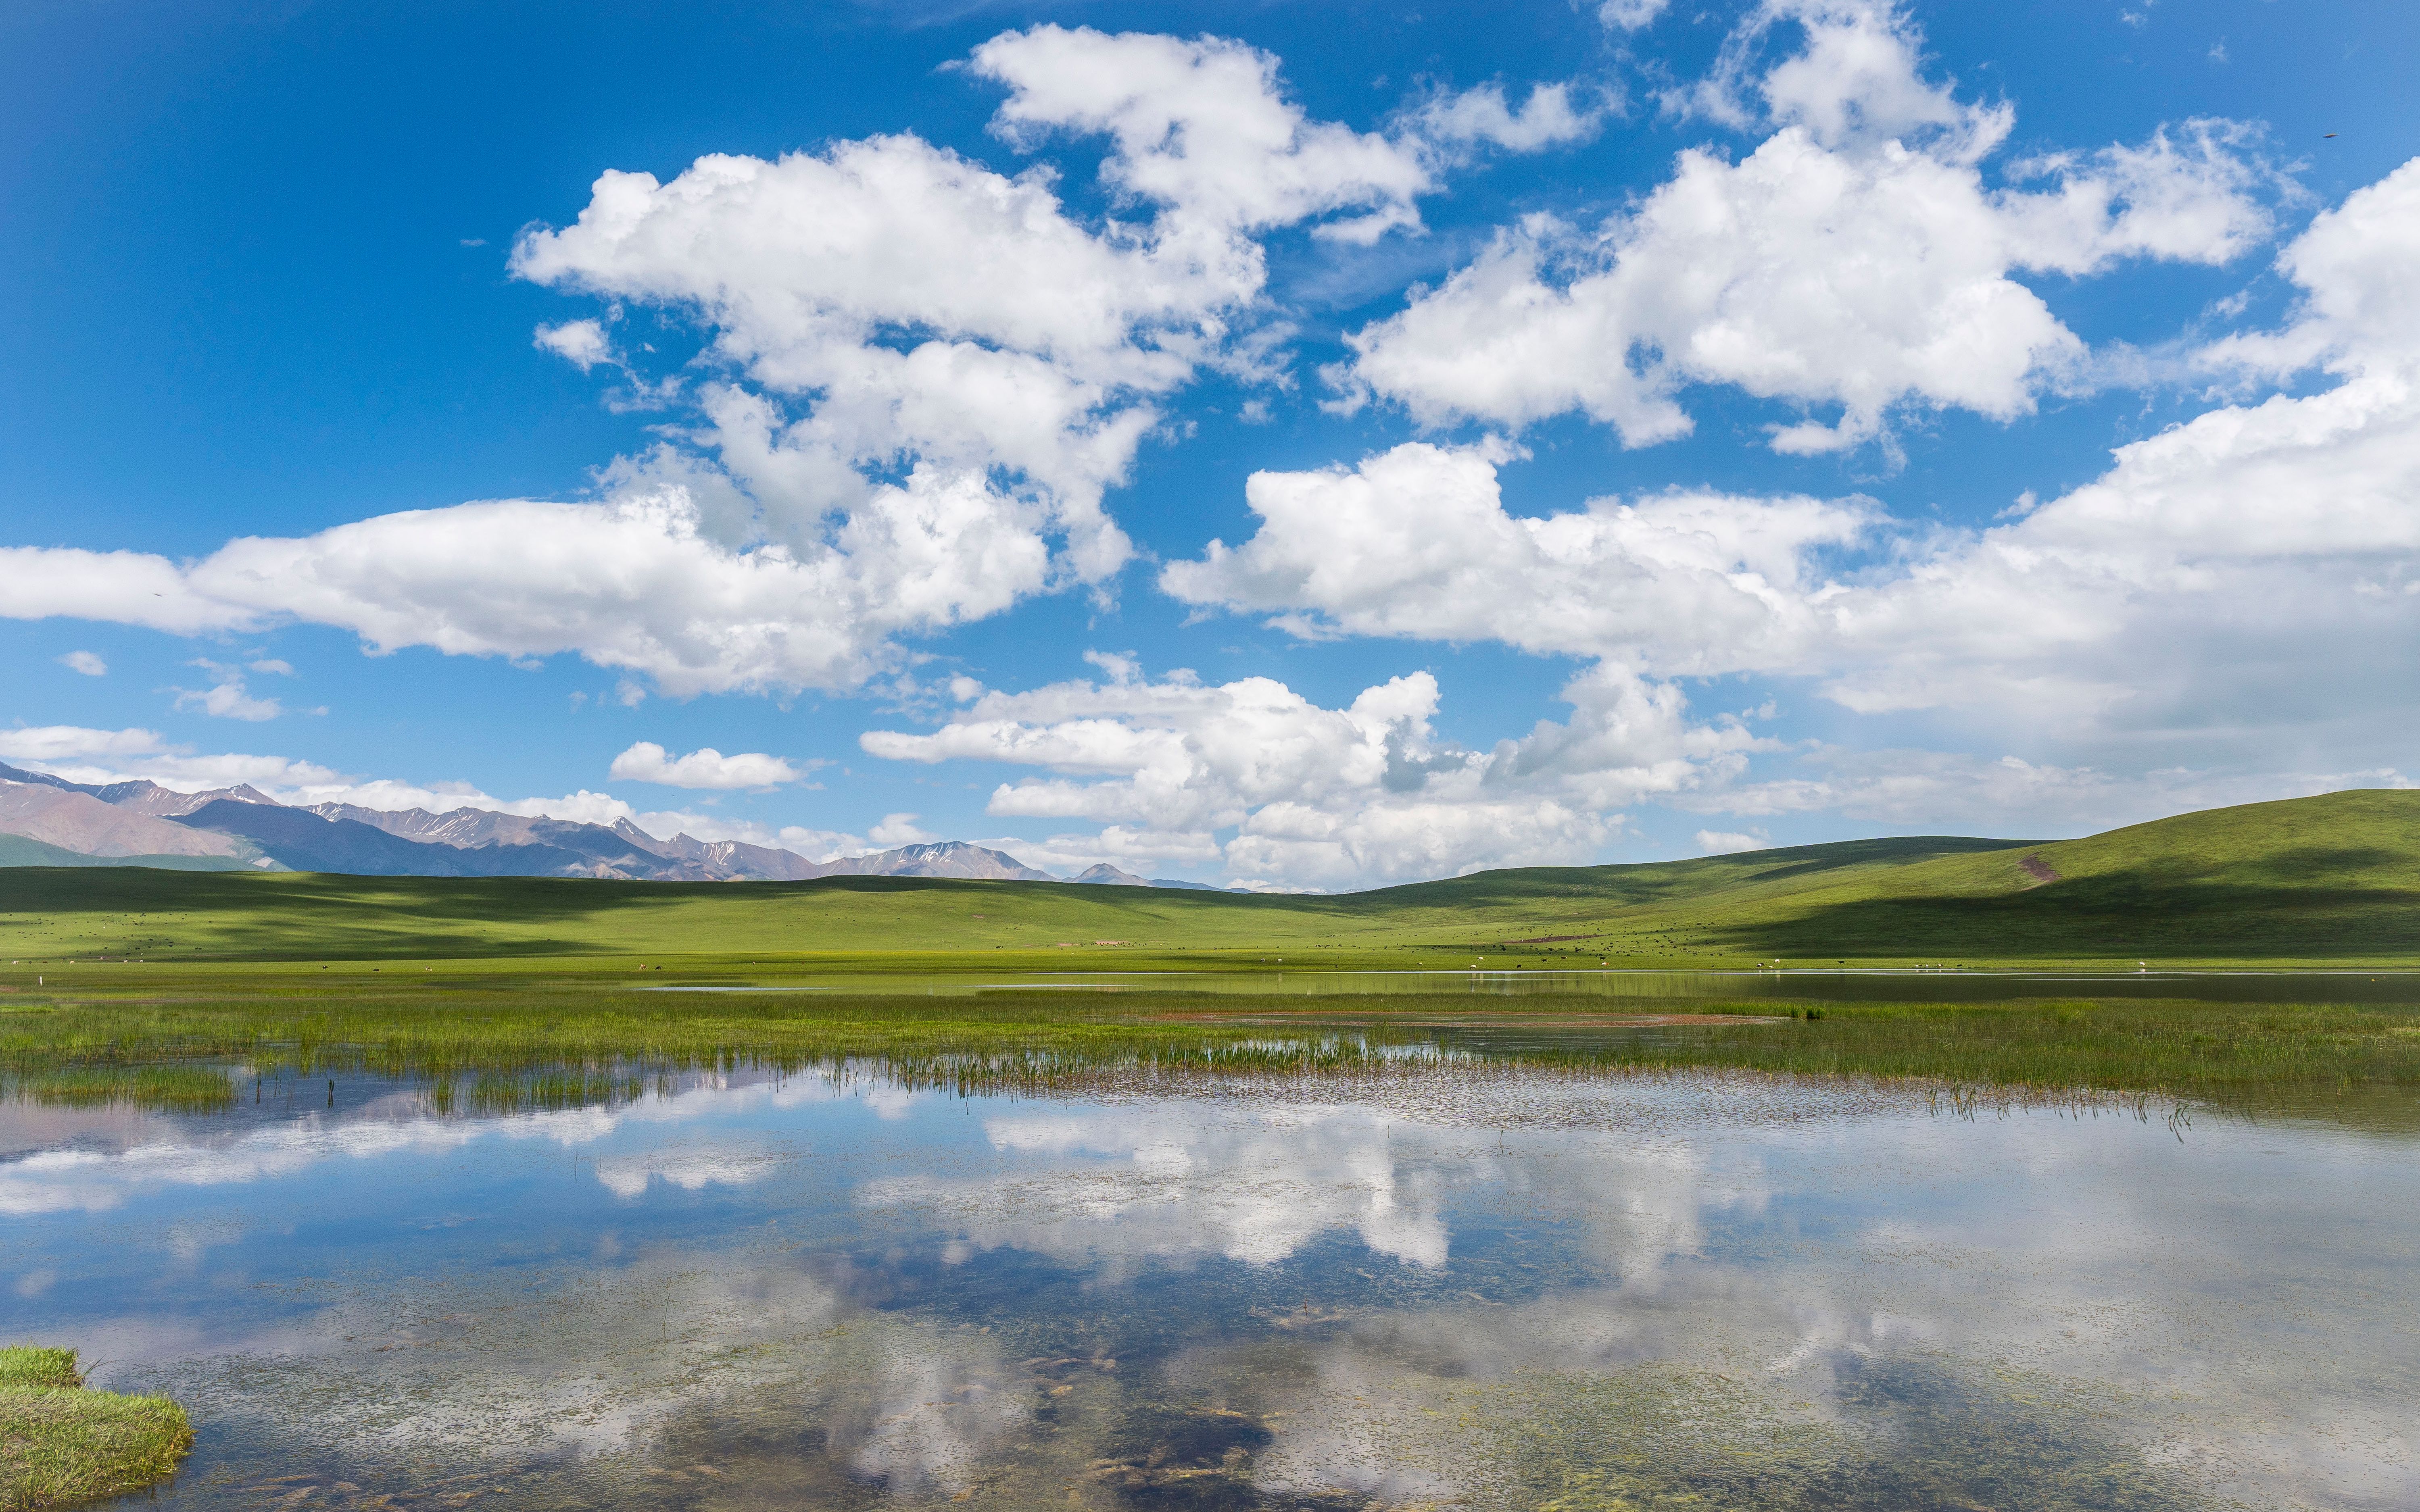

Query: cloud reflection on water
<box><xmin>2</xmin><ymin>1065</ymin><xmax>2413</xmax><ymax>1510</ymax></box>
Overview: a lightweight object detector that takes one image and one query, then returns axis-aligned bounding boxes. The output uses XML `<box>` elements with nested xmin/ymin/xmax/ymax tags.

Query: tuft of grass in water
<box><xmin>0</xmin><ymin>1347</ymin><xmax>193</xmax><ymax>1511</ymax></box>
<box><xmin>6</xmin><ymin>1065</ymin><xmax>234</xmax><ymax>1112</ymax></box>
<box><xmin>0</xmin><ymin>1352</ymin><xmax>78</xmax><ymax>1392</ymax></box>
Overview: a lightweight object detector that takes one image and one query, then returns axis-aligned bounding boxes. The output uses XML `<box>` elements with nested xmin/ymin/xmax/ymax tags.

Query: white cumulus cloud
<box><xmin>1162</xmin><ymin>437</ymin><xmax>1871</xmax><ymax>675</ymax></box>
<box><xmin>1406</xmin><ymin>81</ymin><xmax>1605</xmax><ymax>155</ymax></box>
<box><xmin>0</xmin><ymin>725</ymin><xmax>170</xmax><ymax>764</ymax></box>
<box><xmin>868</xmin><ymin>812</ymin><xmax>936</xmax><ymax>847</ymax></box>
<box><xmin>0</xmin><ymin>28</ymin><xmax>1454</xmax><ymax>700</ymax></box>
<box><xmin>608</xmin><ymin>741</ymin><xmax>803</xmax><ymax>789</ymax></box>
<box><xmin>971</xmin><ymin>25</ymin><xmax>1434</xmax><ymax>247</ymax></box>
<box><xmin>1600</xmin><ymin>0</ymin><xmax>1671</xmax><ymax>31</ymax></box>
<box><xmin>532</xmin><ymin>317</ymin><xmax>613</xmax><ymax>371</ymax></box>
<box><xmin>1333</xmin><ymin>0</ymin><xmax>2278</xmax><ymax>453</ymax></box>
<box><xmin>1173</xmin><ymin>154</ymin><xmax>2420</xmax><ymax>800</ymax></box>
<box><xmin>862</xmin><ymin>656</ymin><xmax>1755</xmax><ymax>888</ymax></box>
<box><xmin>54</xmin><ymin>651</ymin><xmax>106</xmax><ymax>677</ymax></box>
<box><xmin>171</xmin><ymin>665</ymin><xmax>283</xmax><ymax>721</ymax></box>
<box><xmin>1694</xmin><ymin>829</ymin><xmax>1769</xmax><ymax>855</ymax></box>
<box><xmin>0</xmin><ymin>481</ymin><xmax>1064</xmax><ymax>697</ymax></box>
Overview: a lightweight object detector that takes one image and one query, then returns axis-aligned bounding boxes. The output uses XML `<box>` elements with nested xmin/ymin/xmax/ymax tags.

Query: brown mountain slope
<box><xmin>0</xmin><ymin>781</ymin><xmax>246</xmax><ymax>859</ymax></box>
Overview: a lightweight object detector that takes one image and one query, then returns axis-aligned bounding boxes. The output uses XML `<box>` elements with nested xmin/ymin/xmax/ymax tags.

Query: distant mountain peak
<box><xmin>2</xmin><ymin>761</ymin><xmax>1223</xmax><ymax>887</ymax></box>
<box><xmin>0</xmin><ymin>762</ymin><xmax>275</xmax><ymax>819</ymax></box>
<box><xmin>1069</xmin><ymin>862</ymin><xmax>1152</xmax><ymax>886</ymax></box>
<box><xmin>815</xmin><ymin>840</ymin><xmax>1056</xmax><ymax>883</ymax></box>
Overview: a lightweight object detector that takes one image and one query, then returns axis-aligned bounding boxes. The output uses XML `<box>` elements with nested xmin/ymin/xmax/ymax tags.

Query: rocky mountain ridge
<box><xmin>0</xmin><ymin>762</ymin><xmax>1220</xmax><ymax>887</ymax></box>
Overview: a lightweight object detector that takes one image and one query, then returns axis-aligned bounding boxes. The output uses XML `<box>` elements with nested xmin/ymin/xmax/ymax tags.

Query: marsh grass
<box><xmin>6</xmin><ymin>1064</ymin><xmax>234</xmax><ymax>1112</ymax></box>
<box><xmin>0</xmin><ymin>1353</ymin><xmax>77</xmax><ymax>1392</ymax></box>
<box><xmin>0</xmin><ymin>1348</ymin><xmax>193</xmax><ymax>1512</ymax></box>
<box><xmin>3</xmin><ymin>971</ymin><xmax>2418</xmax><ymax>1120</ymax></box>
<box><xmin>1584</xmin><ymin>996</ymin><xmax>2420</xmax><ymax>1102</ymax></box>
<box><xmin>438</xmin><ymin>1068</ymin><xmax>648</xmax><ymax>1115</ymax></box>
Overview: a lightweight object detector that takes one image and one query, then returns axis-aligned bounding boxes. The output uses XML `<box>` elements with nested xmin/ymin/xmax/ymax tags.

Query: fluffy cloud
<box><xmin>1176</xmin><ymin>153</ymin><xmax>2420</xmax><ymax>765</ymax></box>
<box><xmin>971</xmin><ymin>25</ymin><xmax>1433</xmax><ymax>247</ymax></box>
<box><xmin>171</xmin><ymin>663</ymin><xmax>286</xmax><ymax>721</ymax></box>
<box><xmin>1812</xmin><ymin>157</ymin><xmax>2420</xmax><ymax>727</ymax></box>
<box><xmin>54</xmin><ymin>650</ymin><xmax>106</xmax><ymax>677</ymax></box>
<box><xmin>862</xmin><ymin>655</ymin><xmax>1754</xmax><ymax>887</ymax></box>
<box><xmin>1694</xmin><ymin>829</ymin><xmax>1768</xmax><ymax>854</ymax></box>
<box><xmin>0</xmin><ymin>481</ymin><xmax>1067</xmax><ymax>696</ymax></box>
<box><xmin>1405</xmin><ymin>82</ymin><xmax>1604</xmax><ymax>155</ymax></box>
<box><xmin>1333</xmin><ymin>1</ymin><xmax>2276</xmax><ymax>452</ymax></box>
<box><xmin>532</xmin><ymin>318</ymin><xmax>612</xmax><ymax>371</ymax></box>
<box><xmin>1599</xmin><ymin>0</ymin><xmax>1671</xmax><ymax>30</ymax></box>
<box><xmin>0</xmin><ymin>724</ymin><xmax>344</xmax><ymax>792</ymax></box>
<box><xmin>511</xmin><ymin>25</ymin><xmax>1442</xmax><ymax>594</ymax></box>
<box><xmin>868</xmin><ymin>812</ymin><xmax>936</xmax><ymax>846</ymax></box>
<box><xmin>1694</xmin><ymin>749</ymin><xmax>2415</xmax><ymax>837</ymax></box>
<box><xmin>608</xmin><ymin>741</ymin><xmax>803</xmax><ymax>789</ymax></box>
<box><xmin>1162</xmin><ymin>437</ymin><xmax>1870</xmax><ymax>674</ymax></box>
<box><xmin>0</xmin><ymin>28</ymin><xmax>1463</xmax><ymax>698</ymax></box>
<box><xmin>0</xmin><ymin>725</ymin><xmax>170</xmax><ymax>764</ymax></box>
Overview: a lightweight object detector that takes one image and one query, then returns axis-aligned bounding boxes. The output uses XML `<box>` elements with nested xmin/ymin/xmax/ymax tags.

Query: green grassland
<box><xmin>0</xmin><ymin>1348</ymin><xmax>192</xmax><ymax>1511</ymax></box>
<box><xmin>3</xmin><ymin>790</ymin><xmax>2417</xmax><ymax>971</ymax></box>
<box><xmin>4</xmin><ymin>791</ymin><xmax>2418</xmax><ymax>1114</ymax></box>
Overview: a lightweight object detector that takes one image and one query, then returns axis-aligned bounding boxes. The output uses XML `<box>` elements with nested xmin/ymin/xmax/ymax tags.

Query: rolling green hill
<box><xmin>2</xmin><ymin>790</ymin><xmax>2415</xmax><ymax>969</ymax></box>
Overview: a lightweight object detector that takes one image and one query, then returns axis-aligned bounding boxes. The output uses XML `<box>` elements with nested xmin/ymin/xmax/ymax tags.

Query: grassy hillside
<box><xmin>1</xmin><ymin>790</ymin><xmax>2415</xmax><ymax>969</ymax></box>
<box><xmin>1723</xmin><ymin>789</ymin><xmax>2420</xmax><ymax>961</ymax></box>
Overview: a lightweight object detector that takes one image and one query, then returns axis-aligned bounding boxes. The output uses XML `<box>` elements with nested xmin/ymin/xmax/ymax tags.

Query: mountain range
<box><xmin>0</xmin><ymin>762</ymin><xmax>1219</xmax><ymax>887</ymax></box>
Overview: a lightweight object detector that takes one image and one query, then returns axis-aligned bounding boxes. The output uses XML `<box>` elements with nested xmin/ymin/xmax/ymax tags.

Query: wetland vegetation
<box><xmin>0</xmin><ymin>1347</ymin><xmax>192</xmax><ymax>1510</ymax></box>
<box><xmin>6</xmin><ymin>968</ymin><xmax>2420</xmax><ymax>1123</ymax></box>
<box><xmin>6</xmin><ymin>790</ymin><xmax>2419</xmax><ymax>1508</ymax></box>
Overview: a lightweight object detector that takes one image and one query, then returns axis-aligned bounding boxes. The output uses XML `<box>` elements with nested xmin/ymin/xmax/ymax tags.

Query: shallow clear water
<box><xmin>4</xmin><ymin>1058</ymin><xmax>2415</xmax><ymax>1510</ymax></box>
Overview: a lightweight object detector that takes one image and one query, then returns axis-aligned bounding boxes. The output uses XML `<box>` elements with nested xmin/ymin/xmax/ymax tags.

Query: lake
<box><xmin>4</xmin><ymin>1048</ymin><xmax>2414</xmax><ymax>1510</ymax></box>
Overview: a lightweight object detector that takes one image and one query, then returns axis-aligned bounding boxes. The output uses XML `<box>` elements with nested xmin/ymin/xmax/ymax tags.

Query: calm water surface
<box><xmin>4</xmin><ymin>1055</ymin><xmax>2414</xmax><ymax>1511</ymax></box>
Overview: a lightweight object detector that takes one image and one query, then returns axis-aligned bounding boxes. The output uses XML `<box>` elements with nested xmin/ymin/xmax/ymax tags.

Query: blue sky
<box><xmin>4</xmin><ymin>0</ymin><xmax>2417</xmax><ymax>887</ymax></box>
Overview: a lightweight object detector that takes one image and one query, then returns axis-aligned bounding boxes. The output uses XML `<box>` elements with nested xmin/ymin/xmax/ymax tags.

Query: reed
<box><xmin>7</xmin><ymin>1065</ymin><xmax>235</xmax><ymax>1111</ymax></box>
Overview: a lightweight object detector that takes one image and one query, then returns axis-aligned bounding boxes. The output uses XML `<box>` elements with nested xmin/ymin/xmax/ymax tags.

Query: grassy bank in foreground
<box><xmin>6</xmin><ymin>790</ymin><xmax>2419</xmax><ymax>968</ymax></box>
<box><xmin>4</xmin><ymin>973</ymin><xmax>2417</xmax><ymax>1114</ymax></box>
<box><xmin>0</xmin><ymin>1348</ymin><xmax>192</xmax><ymax>1511</ymax></box>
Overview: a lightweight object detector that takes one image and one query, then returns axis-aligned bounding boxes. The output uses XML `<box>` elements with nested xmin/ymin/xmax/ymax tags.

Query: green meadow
<box><xmin>5</xmin><ymin>789</ymin><xmax>2420</xmax><ymax>971</ymax></box>
<box><xmin>4</xmin><ymin>789</ymin><xmax>2419</xmax><ymax>1115</ymax></box>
